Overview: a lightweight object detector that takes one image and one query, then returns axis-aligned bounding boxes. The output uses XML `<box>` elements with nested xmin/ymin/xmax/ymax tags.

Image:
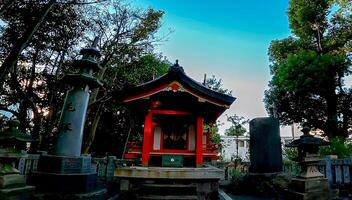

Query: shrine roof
<box><xmin>113</xmin><ymin>61</ymin><xmax>236</xmax><ymax>107</ymax></box>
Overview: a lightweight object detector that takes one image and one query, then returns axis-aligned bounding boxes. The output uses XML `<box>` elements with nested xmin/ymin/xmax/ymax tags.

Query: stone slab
<box><xmin>285</xmin><ymin>189</ymin><xmax>330</xmax><ymax>200</ymax></box>
<box><xmin>37</xmin><ymin>154</ymin><xmax>93</xmax><ymax>174</ymax></box>
<box><xmin>0</xmin><ymin>185</ymin><xmax>35</xmax><ymax>200</ymax></box>
<box><xmin>0</xmin><ymin>174</ymin><xmax>26</xmax><ymax>188</ymax></box>
<box><xmin>33</xmin><ymin>188</ymin><xmax>107</xmax><ymax>200</ymax></box>
<box><xmin>140</xmin><ymin>195</ymin><xmax>198</xmax><ymax>200</ymax></box>
<box><xmin>28</xmin><ymin>171</ymin><xmax>97</xmax><ymax>193</ymax></box>
<box><xmin>114</xmin><ymin>165</ymin><xmax>223</xmax><ymax>180</ymax></box>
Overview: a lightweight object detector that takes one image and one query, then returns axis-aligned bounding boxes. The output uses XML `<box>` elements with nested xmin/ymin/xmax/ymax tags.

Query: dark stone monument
<box><xmin>241</xmin><ymin>117</ymin><xmax>283</xmax><ymax>196</ymax></box>
<box><xmin>249</xmin><ymin>117</ymin><xmax>282</xmax><ymax>173</ymax></box>
<box><xmin>29</xmin><ymin>38</ymin><xmax>106</xmax><ymax>199</ymax></box>
<box><xmin>0</xmin><ymin>120</ymin><xmax>35</xmax><ymax>200</ymax></box>
<box><xmin>285</xmin><ymin>125</ymin><xmax>331</xmax><ymax>200</ymax></box>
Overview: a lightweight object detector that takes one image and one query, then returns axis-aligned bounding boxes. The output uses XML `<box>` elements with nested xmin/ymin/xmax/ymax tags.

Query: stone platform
<box><xmin>115</xmin><ymin>165</ymin><xmax>224</xmax><ymax>179</ymax></box>
<box><xmin>115</xmin><ymin>165</ymin><xmax>223</xmax><ymax>200</ymax></box>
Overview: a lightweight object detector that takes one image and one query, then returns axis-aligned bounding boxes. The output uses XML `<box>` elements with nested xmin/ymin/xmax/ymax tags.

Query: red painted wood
<box><xmin>123</xmin><ymin>84</ymin><xmax>168</xmax><ymax>102</ymax></box>
<box><xmin>122</xmin><ymin>81</ymin><xmax>227</xmax><ymax>107</ymax></box>
<box><xmin>196</xmin><ymin>116</ymin><xmax>204</xmax><ymax>167</ymax></box>
<box><xmin>142</xmin><ymin>111</ymin><xmax>153</xmax><ymax>166</ymax></box>
<box><xmin>151</xmin><ymin>109</ymin><xmax>191</xmax><ymax>115</ymax></box>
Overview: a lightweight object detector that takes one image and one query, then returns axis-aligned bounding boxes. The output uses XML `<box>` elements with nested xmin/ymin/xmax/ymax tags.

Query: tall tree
<box><xmin>203</xmin><ymin>75</ymin><xmax>232</xmax><ymax>96</ymax></box>
<box><xmin>225</xmin><ymin>114</ymin><xmax>249</xmax><ymax>159</ymax></box>
<box><xmin>81</xmin><ymin>1</ymin><xmax>167</xmax><ymax>153</ymax></box>
<box><xmin>89</xmin><ymin>54</ymin><xmax>170</xmax><ymax>156</ymax></box>
<box><xmin>0</xmin><ymin>1</ymin><xmax>91</xmax><ymax>151</ymax></box>
<box><xmin>265</xmin><ymin>0</ymin><xmax>352</xmax><ymax>139</ymax></box>
<box><xmin>0</xmin><ymin>0</ymin><xmax>169</xmax><ymax>155</ymax></box>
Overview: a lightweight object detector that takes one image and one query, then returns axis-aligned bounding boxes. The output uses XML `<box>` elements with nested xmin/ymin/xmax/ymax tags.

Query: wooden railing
<box><xmin>283</xmin><ymin>156</ymin><xmax>352</xmax><ymax>188</ymax></box>
<box><xmin>16</xmin><ymin>154</ymin><xmax>352</xmax><ymax>189</ymax></box>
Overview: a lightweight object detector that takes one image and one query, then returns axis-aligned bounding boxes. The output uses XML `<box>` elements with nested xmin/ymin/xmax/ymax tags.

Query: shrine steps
<box><xmin>115</xmin><ymin>166</ymin><xmax>223</xmax><ymax>199</ymax></box>
<box><xmin>138</xmin><ymin>181</ymin><xmax>197</xmax><ymax>200</ymax></box>
<box><xmin>140</xmin><ymin>195</ymin><xmax>197</xmax><ymax>200</ymax></box>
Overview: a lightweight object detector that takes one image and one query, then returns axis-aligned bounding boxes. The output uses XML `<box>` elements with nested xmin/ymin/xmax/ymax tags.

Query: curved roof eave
<box><xmin>113</xmin><ymin>63</ymin><xmax>236</xmax><ymax>107</ymax></box>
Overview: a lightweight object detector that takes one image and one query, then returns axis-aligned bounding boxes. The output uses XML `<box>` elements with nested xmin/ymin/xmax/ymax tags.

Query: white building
<box><xmin>220</xmin><ymin>123</ymin><xmax>302</xmax><ymax>162</ymax></box>
<box><xmin>221</xmin><ymin>135</ymin><xmax>250</xmax><ymax>161</ymax></box>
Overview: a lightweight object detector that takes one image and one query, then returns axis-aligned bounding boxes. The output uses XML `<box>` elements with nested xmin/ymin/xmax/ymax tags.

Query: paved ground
<box><xmin>219</xmin><ymin>190</ymin><xmax>278</xmax><ymax>200</ymax></box>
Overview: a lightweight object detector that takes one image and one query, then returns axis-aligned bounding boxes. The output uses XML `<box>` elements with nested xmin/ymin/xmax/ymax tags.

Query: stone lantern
<box><xmin>285</xmin><ymin>125</ymin><xmax>331</xmax><ymax>200</ymax></box>
<box><xmin>29</xmin><ymin>38</ymin><xmax>106</xmax><ymax>198</ymax></box>
<box><xmin>0</xmin><ymin>120</ymin><xmax>35</xmax><ymax>200</ymax></box>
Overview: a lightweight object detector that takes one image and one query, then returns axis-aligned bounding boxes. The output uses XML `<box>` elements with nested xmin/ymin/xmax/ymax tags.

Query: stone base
<box><xmin>37</xmin><ymin>154</ymin><xmax>93</xmax><ymax>173</ymax></box>
<box><xmin>285</xmin><ymin>190</ymin><xmax>330</xmax><ymax>200</ymax></box>
<box><xmin>29</xmin><ymin>154</ymin><xmax>98</xmax><ymax>194</ymax></box>
<box><xmin>29</xmin><ymin>171</ymin><xmax>97</xmax><ymax>193</ymax></box>
<box><xmin>0</xmin><ymin>185</ymin><xmax>35</xmax><ymax>200</ymax></box>
<box><xmin>290</xmin><ymin>177</ymin><xmax>329</xmax><ymax>193</ymax></box>
<box><xmin>285</xmin><ymin>177</ymin><xmax>330</xmax><ymax>200</ymax></box>
<box><xmin>32</xmin><ymin>188</ymin><xmax>107</xmax><ymax>200</ymax></box>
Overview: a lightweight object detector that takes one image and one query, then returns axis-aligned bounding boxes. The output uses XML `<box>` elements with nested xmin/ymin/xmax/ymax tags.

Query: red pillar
<box><xmin>142</xmin><ymin>111</ymin><xmax>152</xmax><ymax>166</ymax></box>
<box><xmin>196</xmin><ymin>116</ymin><xmax>203</xmax><ymax>167</ymax></box>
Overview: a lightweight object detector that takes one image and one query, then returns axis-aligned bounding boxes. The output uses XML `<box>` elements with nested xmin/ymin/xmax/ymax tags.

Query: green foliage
<box><xmin>204</xmin><ymin>121</ymin><xmax>223</xmax><ymax>145</ymax></box>
<box><xmin>225</xmin><ymin>114</ymin><xmax>248</xmax><ymax>137</ymax></box>
<box><xmin>288</xmin><ymin>0</ymin><xmax>330</xmax><ymax>39</ymax></box>
<box><xmin>265</xmin><ymin>0</ymin><xmax>352</xmax><ymax>139</ymax></box>
<box><xmin>319</xmin><ymin>137</ymin><xmax>352</xmax><ymax>158</ymax></box>
<box><xmin>204</xmin><ymin>75</ymin><xmax>232</xmax><ymax>96</ymax></box>
<box><xmin>282</xmin><ymin>147</ymin><xmax>298</xmax><ymax>161</ymax></box>
<box><xmin>229</xmin><ymin>168</ymin><xmax>243</xmax><ymax>180</ymax></box>
<box><xmin>225</xmin><ymin>126</ymin><xmax>246</xmax><ymax>137</ymax></box>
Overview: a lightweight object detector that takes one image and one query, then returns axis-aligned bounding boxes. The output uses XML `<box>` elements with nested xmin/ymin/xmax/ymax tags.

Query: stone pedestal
<box><xmin>28</xmin><ymin>155</ymin><xmax>98</xmax><ymax>193</ymax></box>
<box><xmin>285</xmin><ymin>177</ymin><xmax>330</xmax><ymax>200</ymax></box>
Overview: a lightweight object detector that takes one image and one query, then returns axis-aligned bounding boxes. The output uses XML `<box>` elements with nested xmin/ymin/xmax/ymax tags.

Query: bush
<box><xmin>282</xmin><ymin>147</ymin><xmax>298</xmax><ymax>161</ymax></box>
<box><xmin>319</xmin><ymin>137</ymin><xmax>352</xmax><ymax>158</ymax></box>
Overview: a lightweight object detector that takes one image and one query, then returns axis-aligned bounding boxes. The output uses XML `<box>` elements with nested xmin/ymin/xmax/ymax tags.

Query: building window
<box><xmin>238</xmin><ymin>140</ymin><xmax>244</xmax><ymax>147</ymax></box>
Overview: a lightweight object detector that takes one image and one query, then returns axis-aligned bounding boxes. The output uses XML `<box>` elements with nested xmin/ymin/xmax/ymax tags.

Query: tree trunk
<box><xmin>325</xmin><ymin>92</ymin><xmax>339</xmax><ymax>139</ymax></box>
<box><xmin>236</xmin><ymin>135</ymin><xmax>239</xmax><ymax>159</ymax></box>
<box><xmin>0</xmin><ymin>0</ymin><xmax>56</xmax><ymax>88</ymax></box>
<box><xmin>29</xmin><ymin>110</ymin><xmax>41</xmax><ymax>153</ymax></box>
<box><xmin>82</xmin><ymin>104</ymin><xmax>103</xmax><ymax>154</ymax></box>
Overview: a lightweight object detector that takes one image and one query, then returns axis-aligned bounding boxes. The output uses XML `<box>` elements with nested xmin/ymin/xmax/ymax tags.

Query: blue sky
<box><xmin>135</xmin><ymin>0</ymin><xmax>291</xmax><ymax>133</ymax></box>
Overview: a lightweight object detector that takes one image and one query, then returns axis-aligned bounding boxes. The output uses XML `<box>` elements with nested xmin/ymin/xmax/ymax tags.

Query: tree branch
<box><xmin>0</xmin><ymin>0</ymin><xmax>56</xmax><ymax>90</ymax></box>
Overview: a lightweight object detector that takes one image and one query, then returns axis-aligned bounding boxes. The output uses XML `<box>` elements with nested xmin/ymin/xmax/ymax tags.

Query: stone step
<box><xmin>142</xmin><ymin>183</ymin><xmax>196</xmax><ymax>188</ymax></box>
<box><xmin>139</xmin><ymin>195</ymin><xmax>198</xmax><ymax>200</ymax></box>
<box><xmin>140</xmin><ymin>183</ymin><xmax>197</xmax><ymax>196</ymax></box>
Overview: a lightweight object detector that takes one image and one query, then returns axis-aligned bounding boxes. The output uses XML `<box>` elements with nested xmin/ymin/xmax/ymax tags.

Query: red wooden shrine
<box><xmin>114</xmin><ymin>61</ymin><xmax>236</xmax><ymax>167</ymax></box>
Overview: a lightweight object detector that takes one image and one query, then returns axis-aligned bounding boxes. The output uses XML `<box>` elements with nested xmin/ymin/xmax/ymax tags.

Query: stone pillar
<box><xmin>29</xmin><ymin>39</ymin><xmax>106</xmax><ymax>198</ymax></box>
<box><xmin>55</xmin><ymin>88</ymin><xmax>90</xmax><ymax>156</ymax></box>
<box><xmin>249</xmin><ymin>117</ymin><xmax>282</xmax><ymax>173</ymax></box>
